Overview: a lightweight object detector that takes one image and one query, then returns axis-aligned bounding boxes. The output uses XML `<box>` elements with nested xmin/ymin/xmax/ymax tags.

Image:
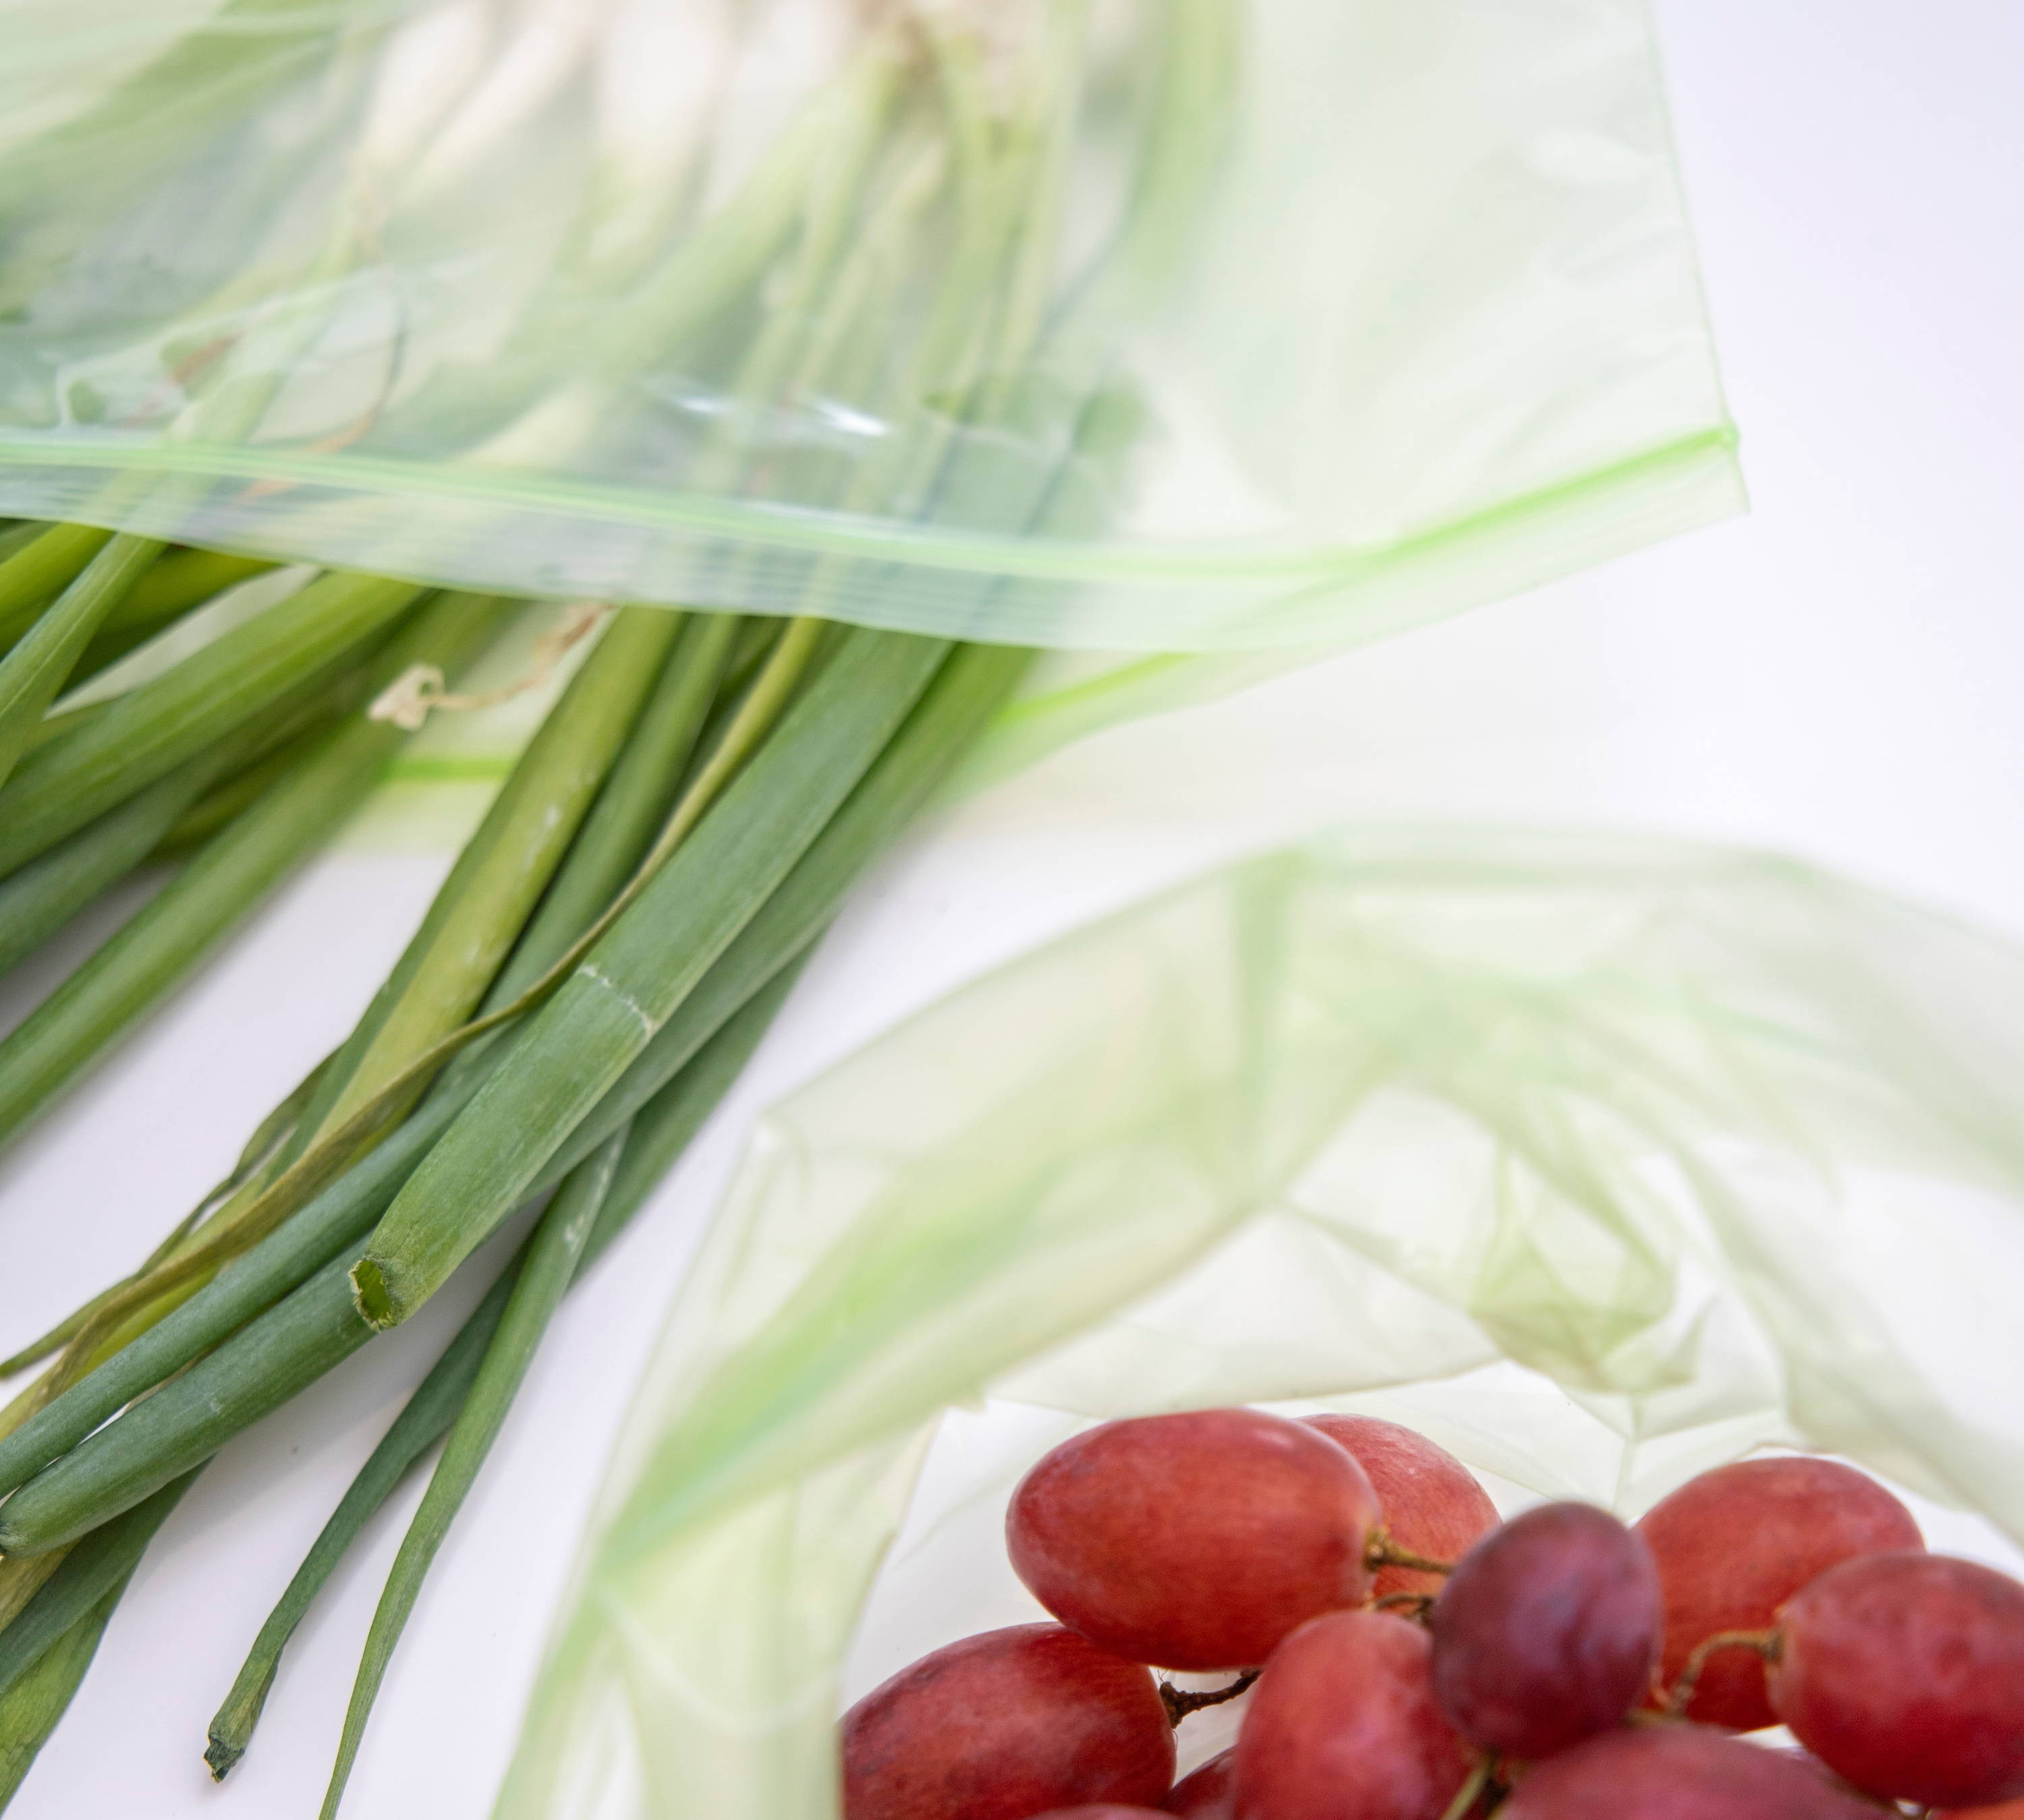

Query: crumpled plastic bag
<box><xmin>494</xmin><ymin>826</ymin><xmax>2024</xmax><ymax>1819</ymax></box>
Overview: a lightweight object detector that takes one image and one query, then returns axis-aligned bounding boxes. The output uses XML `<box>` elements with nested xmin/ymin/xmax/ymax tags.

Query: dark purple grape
<box><xmin>1428</xmin><ymin>1500</ymin><xmax>1660</xmax><ymax>1758</ymax></box>
<box><xmin>1008</xmin><ymin>1409</ymin><xmax>1382</xmax><ymax>1670</ymax></box>
<box><xmin>1497</xmin><ymin>1723</ymin><xmax>1881</xmax><ymax>1817</ymax></box>
<box><xmin>1636</xmin><ymin>1456</ymin><xmax>1921</xmax><ymax>1730</ymax></box>
<box><xmin>1768</xmin><ymin>1551</ymin><xmax>2024</xmax><ymax>1809</ymax></box>
<box><xmin>843</xmin><ymin>1623</ymin><xmax>1175</xmax><ymax>1820</ymax></box>
<box><xmin>1231</xmin><ymin>1610</ymin><xmax>1472</xmax><ymax>1820</ymax></box>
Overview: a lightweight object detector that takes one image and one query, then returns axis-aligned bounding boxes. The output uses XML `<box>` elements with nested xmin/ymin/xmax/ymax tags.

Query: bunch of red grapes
<box><xmin>841</xmin><ymin>1409</ymin><xmax>2024</xmax><ymax>1819</ymax></box>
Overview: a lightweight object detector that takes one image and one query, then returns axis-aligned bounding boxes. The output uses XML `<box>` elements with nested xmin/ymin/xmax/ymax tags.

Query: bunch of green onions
<box><xmin>0</xmin><ymin>2</ymin><xmax>1234</xmax><ymax>1811</ymax></box>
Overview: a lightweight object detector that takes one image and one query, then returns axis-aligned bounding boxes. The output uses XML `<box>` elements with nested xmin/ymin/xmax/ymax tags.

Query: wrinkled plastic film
<box><xmin>497</xmin><ymin>828</ymin><xmax>2024</xmax><ymax>1819</ymax></box>
<box><xmin>0</xmin><ymin>0</ymin><xmax>1735</xmax><ymax>652</ymax></box>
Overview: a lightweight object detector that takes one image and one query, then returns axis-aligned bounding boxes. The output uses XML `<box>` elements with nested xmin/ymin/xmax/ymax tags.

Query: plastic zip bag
<box><xmin>0</xmin><ymin>0</ymin><xmax>1735</xmax><ymax>658</ymax></box>
<box><xmin>496</xmin><ymin>826</ymin><xmax>2024</xmax><ymax>1819</ymax></box>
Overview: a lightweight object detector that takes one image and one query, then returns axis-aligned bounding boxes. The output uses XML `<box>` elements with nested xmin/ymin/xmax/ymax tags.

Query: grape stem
<box><xmin>1372</xmin><ymin>1591</ymin><xmax>1435</xmax><ymax>1622</ymax></box>
<box><xmin>1664</xmin><ymin>1627</ymin><xmax>1780</xmax><ymax>1717</ymax></box>
<box><xmin>1437</xmin><ymin>1755</ymin><xmax>1496</xmax><ymax>1820</ymax></box>
<box><xmin>1366</xmin><ymin>1535</ymin><xmax>1455</xmax><ymax>1578</ymax></box>
<box><xmin>1158</xmin><ymin>1670</ymin><xmax>1258</xmax><ymax>1728</ymax></box>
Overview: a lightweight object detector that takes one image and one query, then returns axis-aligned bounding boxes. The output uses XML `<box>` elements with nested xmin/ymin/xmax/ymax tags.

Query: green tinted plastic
<box><xmin>0</xmin><ymin>0</ymin><xmax>1735</xmax><ymax>654</ymax></box>
<box><xmin>499</xmin><ymin>828</ymin><xmax>2024</xmax><ymax>1819</ymax></box>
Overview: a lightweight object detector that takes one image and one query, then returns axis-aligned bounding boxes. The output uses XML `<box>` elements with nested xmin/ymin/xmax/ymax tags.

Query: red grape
<box><xmin>1428</xmin><ymin>1501</ymin><xmax>1660</xmax><ymax>1758</ymax></box>
<box><xmin>1303</xmin><ymin>1416</ymin><xmax>1499</xmax><ymax>1599</ymax></box>
<box><xmin>1936</xmin><ymin>1804</ymin><xmax>2024</xmax><ymax>1819</ymax></box>
<box><xmin>1635</xmin><ymin>1456</ymin><xmax>1921</xmax><ymax>1730</ymax></box>
<box><xmin>1163</xmin><ymin>1751</ymin><xmax>1234</xmax><ymax>1820</ymax></box>
<box><xmin>1767</xmin><ymin>1551</ymin><xmax>2024</xmax><ymax>1808</ymax></box>
<box><xmin>1030</xmin><ymin>1811</ymin><xmax>1172</xmax><ymax>1819</ymax></box>
<box><xmin>1496</xmin><ymin>1723</ymin><xmax>1881</xmax><ymax>1817</ymax></box>
<box><xmin>1007</xmin><ymin>1410</ymin><xmax>1382</xmax><ymax>1670</ymax></box>
<box><xmin>842</xmin><ymin>1623</ymin><xmax>1175</xmax><ymax>1820</ymax></box>
<box><xmin>1231</xmin><ymin>1610</ymin><xmax>1472</xmax><ymax>1820</ymax></box>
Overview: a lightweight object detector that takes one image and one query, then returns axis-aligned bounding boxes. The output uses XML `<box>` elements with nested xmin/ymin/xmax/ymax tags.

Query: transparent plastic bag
<box><xmin>497</xmin><ymin>826</ymin><xmax>2024</xmax><ymax>1819</ymax></box>
<box><xmin>0</xmin><ymin>0</ymin><xmax>1736</xmax><ymax>654</ymax></box>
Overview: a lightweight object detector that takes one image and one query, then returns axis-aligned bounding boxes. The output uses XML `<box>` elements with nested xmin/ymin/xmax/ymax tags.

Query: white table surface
<box><xmin>5</xmin><ymin>1</ymin><xmax>2023</xmax><ymax>1813</ymax></box>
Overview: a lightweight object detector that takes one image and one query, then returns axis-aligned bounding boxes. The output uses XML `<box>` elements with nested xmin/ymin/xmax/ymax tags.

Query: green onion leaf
<box><xmin>0</xmin><ymin>1587</ymin><xmax>121</xmax><ymax>1809</ymax></box>
<box><xmin>316</xmin><ymin>1131</ymin><xmax>625</xmax><ymax>1819</ymax></box>
<box><xmin>0</xmin><ymin>1255</ymin><xmax>373</xmax><ymax>1558</ymax></box>
<box><xmin>0</xmin><ymin>525</ymin><xmax>111</xmax><ymax>651</ymax></box>
<box><xmin>0</xmin><ymin>534</ymin><xmax>165</xmax><ymax>793</ymax></box>
<box><xmin>0</xmin><ymin>570</ymin><xmax>430</xmax><ymax>878</ymax></box>
<box><xmin>0</xmin><ymin>1469</ymin><xmax>200</xmax><ymax>1703</ymax></box>
<box><xmin>203</xmin><ymin>961</ymin><xmax>801</xmax><ymax>1778</ymax></box>
<box><xmin>292</xmin><ymin>605</ymin><xmax>685</xmax><ymax>1149</ymax></box>
<box><xmin>0</xmin><ymin>592</ymin><xmax>503</xmax><ymax>1154</ymax></box>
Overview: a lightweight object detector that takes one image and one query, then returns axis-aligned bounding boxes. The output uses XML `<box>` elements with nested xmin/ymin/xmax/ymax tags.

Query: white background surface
<box><xmin>3</xmin><ymin>2</ymin><xmax>2022</xmax><ymax>1813</ymax></box>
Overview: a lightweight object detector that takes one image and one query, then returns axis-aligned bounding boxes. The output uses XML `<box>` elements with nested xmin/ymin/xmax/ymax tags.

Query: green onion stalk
<box><xmin>0</xmin><ymin>2</ymin><xmax>1238</xmax><ymax>1810</ymax></box>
